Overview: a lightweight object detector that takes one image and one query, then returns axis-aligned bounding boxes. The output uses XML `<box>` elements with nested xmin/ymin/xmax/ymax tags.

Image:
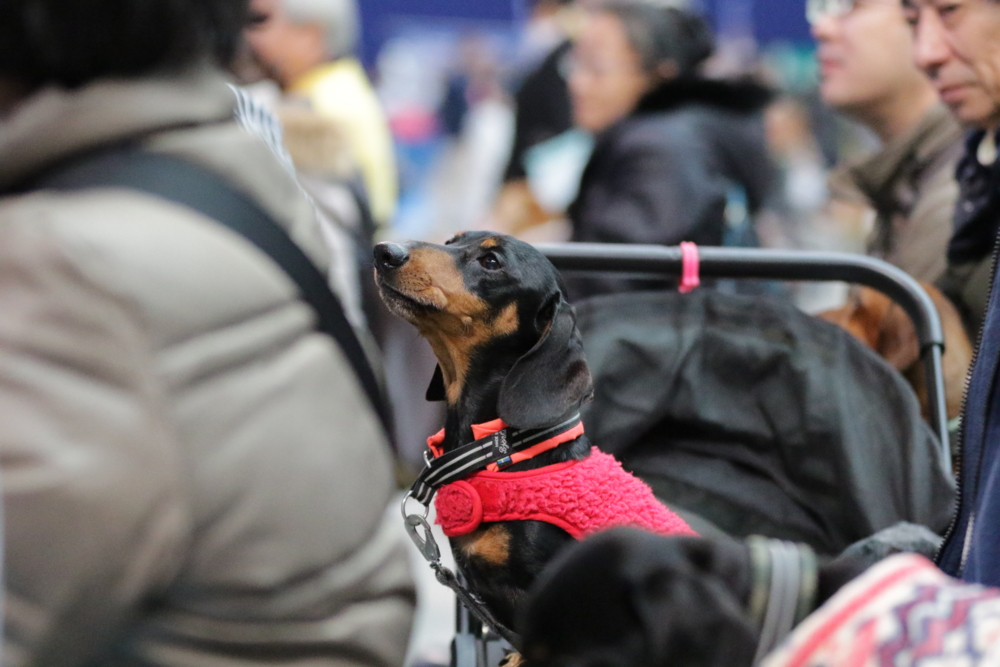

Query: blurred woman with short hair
<box><xmin>566</xmin><ymin>1</ymin><xmax>778</xmax><ymax>299</ymax></box>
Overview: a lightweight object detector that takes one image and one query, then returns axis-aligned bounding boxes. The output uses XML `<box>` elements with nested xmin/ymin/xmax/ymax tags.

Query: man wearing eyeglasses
<box><xmin>810</xmin><ymin>0</ymin><xmax>963</xmax><ymax>288</ymax></box>
<box><xmin>904</xmin><ymin>0</ymin><xmax>1000</xmax><ymax>588</ymax></box>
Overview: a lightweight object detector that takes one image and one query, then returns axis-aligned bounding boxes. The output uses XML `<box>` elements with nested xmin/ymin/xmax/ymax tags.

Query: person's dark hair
<box><xmin>0</xmin><ymin>0</ymin><xmax>250</xmax><ymax>87</ymax></box>
<box><xmin>600</xmin><ymin>1</ymin><xmax>714</xmax><ymax>78</ymax></box>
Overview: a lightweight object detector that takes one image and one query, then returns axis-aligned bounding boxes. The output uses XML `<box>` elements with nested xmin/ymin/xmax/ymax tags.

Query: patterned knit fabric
<box><xmin>762</xmin><ymin>553</ymin><xmax>1000</xmax><ymax>667</ymax></box>
<box><xmin>434</xmin><ymin>447</ymin><xmax>696</xmax><ymax>538</ymax></box>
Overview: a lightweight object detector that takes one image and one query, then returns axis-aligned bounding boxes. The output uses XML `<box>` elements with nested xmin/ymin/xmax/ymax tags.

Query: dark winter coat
<box><xmin>567</xmin><ymin>78</ymin><xmax>777</xmax><ymax>300</ymax></box>
<box><xmin>575</xmin><ymin>289</ymin><xmax>955</xmax><ymax>556</ymax></box>
<box><xmin>936</xmin><ymin>248</ymin><xmax>1000</xmax><ymax>586</ymax></box>
<box><xmin>937</xmin><ymin>132</ymin><xmax>1000</xmax><ymax>582</ymax></box>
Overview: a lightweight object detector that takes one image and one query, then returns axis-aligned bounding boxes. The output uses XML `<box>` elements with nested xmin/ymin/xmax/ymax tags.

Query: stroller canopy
<box><xmin>575</xmin><ymin>289</ymin><xmax>955</xmax><ymax>555</ymax></box>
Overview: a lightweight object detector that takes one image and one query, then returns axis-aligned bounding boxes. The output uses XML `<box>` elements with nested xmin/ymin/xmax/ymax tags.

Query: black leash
<box><xmin>403</xmin><ymin>505</ymin><xmax>522</xmax><ymax>649</ymax></box>
<box><xmin>18</xmin><ymin>148</ymin><xmax>393</xmax><ymax>442</ymax></box>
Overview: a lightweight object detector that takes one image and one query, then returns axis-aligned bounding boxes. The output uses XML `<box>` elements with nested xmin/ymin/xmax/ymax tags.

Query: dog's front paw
<box><xmin>499</xmin><ymin>651</ymin><xmax>525</xmax><ymax>667</ymax></box>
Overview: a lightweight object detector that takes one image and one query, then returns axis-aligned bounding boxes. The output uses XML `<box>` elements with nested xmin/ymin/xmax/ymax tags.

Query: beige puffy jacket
<box><xmin>0</xmin><ymin>68</ymin><xmax>414</xmax><ymax>667</ymax></box>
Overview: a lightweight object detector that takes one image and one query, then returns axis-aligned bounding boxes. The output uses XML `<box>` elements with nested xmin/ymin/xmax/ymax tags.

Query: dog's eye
<box><xmin>478</xmin><ymin>252</ymin><xmax>502</xmax><ymax>270</ymax></box>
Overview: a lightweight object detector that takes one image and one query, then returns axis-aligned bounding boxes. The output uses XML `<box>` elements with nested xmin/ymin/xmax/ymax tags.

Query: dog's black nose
<box><xmin>374</xmin><ymin>242</ymin><xmax>409</xmax><ymax>270</ymax></box>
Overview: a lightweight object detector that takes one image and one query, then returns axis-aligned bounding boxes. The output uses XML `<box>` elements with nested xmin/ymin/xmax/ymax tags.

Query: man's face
<box><xmin>905</xmin><ymin>0</ymin><xmax>1000</xmax><ymax>129</ymax></box>
<box><xmin>810</xmin><ymin>0</ymin><xmax>927</xmax><ymax>115</ymax></box>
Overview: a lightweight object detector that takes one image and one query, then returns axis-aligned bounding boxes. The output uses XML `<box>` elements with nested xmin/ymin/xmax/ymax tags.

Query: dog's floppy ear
<box><xmin>426</xmin><ymin>365</ymin><xmax>446</xmax><ymax>402</ymax></box>
<box><xmin>497</xmin><ymin>292</ymin><xmax>594</xmax><ymax>429</ymax></box>
<box><xmin>874</xmin><ymin>301</ymin><xmax>920</xmax><ymax>371</ymax></box>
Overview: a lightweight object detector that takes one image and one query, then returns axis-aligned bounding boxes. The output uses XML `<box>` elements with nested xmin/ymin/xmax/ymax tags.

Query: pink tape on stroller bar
<box><xmin>679</xmin><ymin>242</ymin><xmax>700</xmax><ymax>293</ymax></box>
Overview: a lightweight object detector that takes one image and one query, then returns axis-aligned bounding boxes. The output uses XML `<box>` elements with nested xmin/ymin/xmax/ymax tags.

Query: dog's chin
<box><xmin>376</xmin><ymin>282</ymin><xmax>439</xmax><ymax>323</ymax></box>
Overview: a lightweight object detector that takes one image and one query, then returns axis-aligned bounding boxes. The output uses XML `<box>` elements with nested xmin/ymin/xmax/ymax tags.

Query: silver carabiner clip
<box><xmin>404</xmin><ymin>513</ymin><xmax>441</xmax><ymax>563</ymax></box>
<box><xmin>401</xmin><ymin>491</ymin><xmax>439</xmax><ymax>562</ymax></box>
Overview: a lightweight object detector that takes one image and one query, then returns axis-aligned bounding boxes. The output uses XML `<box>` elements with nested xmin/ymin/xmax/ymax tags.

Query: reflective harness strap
<box><xmin>409</xmin><ymin>413</ymin><xmax>582</xmax><ymax>504</ymax></box>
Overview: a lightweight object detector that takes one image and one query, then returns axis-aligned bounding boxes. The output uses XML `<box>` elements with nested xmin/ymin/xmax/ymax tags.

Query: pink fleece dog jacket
<box><xmin>435</xmin><ymin>447</ymin><xmax>697</xmax><ymax>538</ymax></box>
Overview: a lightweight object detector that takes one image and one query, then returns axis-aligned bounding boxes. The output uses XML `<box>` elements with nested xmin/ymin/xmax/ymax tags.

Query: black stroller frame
<box><xmin>445</xmin><ymin>242</ymin><xmax>950</xmax><ymax>667</ymax></box>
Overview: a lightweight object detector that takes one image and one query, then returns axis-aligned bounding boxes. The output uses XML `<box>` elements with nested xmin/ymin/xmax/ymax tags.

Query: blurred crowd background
<box><xmin>241</xmin><ymin>0</ymin><xmax>879</xmax><ymax>266</ymax></box>
<box><xmin>360</xmin><ymin>0</ymin><xmax>865</xmax><ymax>255</ymax></box>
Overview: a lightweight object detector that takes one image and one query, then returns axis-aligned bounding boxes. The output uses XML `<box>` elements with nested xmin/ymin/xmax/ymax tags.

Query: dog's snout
<box><xmin>374</xmin><ymin>242</ymin><xmax>409</xmax><ymax>270</ymax></box>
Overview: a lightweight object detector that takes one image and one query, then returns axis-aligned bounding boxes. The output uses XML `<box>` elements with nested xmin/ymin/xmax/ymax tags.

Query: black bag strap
<box><xmin>29</xmin><ymin>148</ymin><xmax>393</xmax><ymax>441</ymax></box>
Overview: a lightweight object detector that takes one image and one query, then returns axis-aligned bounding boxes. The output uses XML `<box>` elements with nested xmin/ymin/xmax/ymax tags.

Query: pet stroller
<box><xmin>420</xmin><ymin>243</ymin><xmax>955</xmax><ymax>667</ymax></box>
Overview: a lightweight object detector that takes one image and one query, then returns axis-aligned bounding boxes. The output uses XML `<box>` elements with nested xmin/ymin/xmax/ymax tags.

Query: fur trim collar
<box><xmin>277</xmin><ymin>105</ymin><xmax>355</xmax><ymax>179</ymax></box>
<box><xmin>634</xmin><ymin>77</ymin><xmax>774</xmax><ymax>116</ymax></box>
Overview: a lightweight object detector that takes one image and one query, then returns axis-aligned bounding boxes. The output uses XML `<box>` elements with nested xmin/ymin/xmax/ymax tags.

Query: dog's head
<box><xmin>373</xmin><ymin>231</ymin><xmax>593</xmax><ymax>430</ymax></box>
<box><xmin>818</xmin><ymin>283</ymin><xmax>973</xmax><ymax>420</ymax></box>
<box><xmin>520</xmin><ymin>528</ymin><xmax>758</xmax><ymax>667</ymax></box>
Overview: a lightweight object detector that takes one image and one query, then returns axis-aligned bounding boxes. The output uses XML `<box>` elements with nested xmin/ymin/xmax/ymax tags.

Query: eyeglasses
<box><xmin>564</xmin><ymin>52</ymin><xmax>644</xmax><ymax>79</ymax></box>
<box><xmin>806</xmin><ymin>0</ymin><xmax>856</xmax><ymax>24</ymax></box>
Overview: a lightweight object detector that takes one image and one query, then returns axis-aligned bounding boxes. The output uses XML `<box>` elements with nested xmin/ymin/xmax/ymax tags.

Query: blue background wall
<box><xmin>746</xmin><ymin>0</ymin><xmax>812</xmax><ymax>44</ymax></box>
<box><xmin>358</xmin><ymin>0</ymin><xmax>814</xmax><ymax>66</ymax></box>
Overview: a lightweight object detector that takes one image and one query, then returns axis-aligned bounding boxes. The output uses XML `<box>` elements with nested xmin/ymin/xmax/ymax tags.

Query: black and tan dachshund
<box><xmin>373</xmin><ymin>231</ymin><xmax>597</xmax><ymax>634</ymax></box>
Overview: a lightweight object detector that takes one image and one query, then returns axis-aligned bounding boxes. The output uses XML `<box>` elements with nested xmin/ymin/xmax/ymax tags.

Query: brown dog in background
<box><xmin>818</xmin><ymin>283</ymin><xmax>972</xmax><ymax>421</ymax></box>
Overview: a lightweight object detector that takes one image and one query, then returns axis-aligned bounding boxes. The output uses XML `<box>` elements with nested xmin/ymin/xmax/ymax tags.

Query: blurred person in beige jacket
<box><xmin>0</xmin><ymin>1</ymin><xmax>414</xmax><ymax>665</ymax></box>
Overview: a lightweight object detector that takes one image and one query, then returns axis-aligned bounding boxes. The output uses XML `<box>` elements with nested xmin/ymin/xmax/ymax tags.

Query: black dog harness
<box><xmin>408</xmin><ymin>413</ymin><xmax>583</xmax><ymax>504</ymax></box>
<box><xmin>402</xmin><ymin>413</ymin><xmax>583</xmax><ymax>649</ymax></box>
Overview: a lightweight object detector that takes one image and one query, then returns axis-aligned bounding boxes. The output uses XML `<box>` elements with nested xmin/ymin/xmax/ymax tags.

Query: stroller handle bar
<box><xmin>535</xmin><ymin>243</ymin><xmax>951</xmax><ymax>477</ymax></box>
